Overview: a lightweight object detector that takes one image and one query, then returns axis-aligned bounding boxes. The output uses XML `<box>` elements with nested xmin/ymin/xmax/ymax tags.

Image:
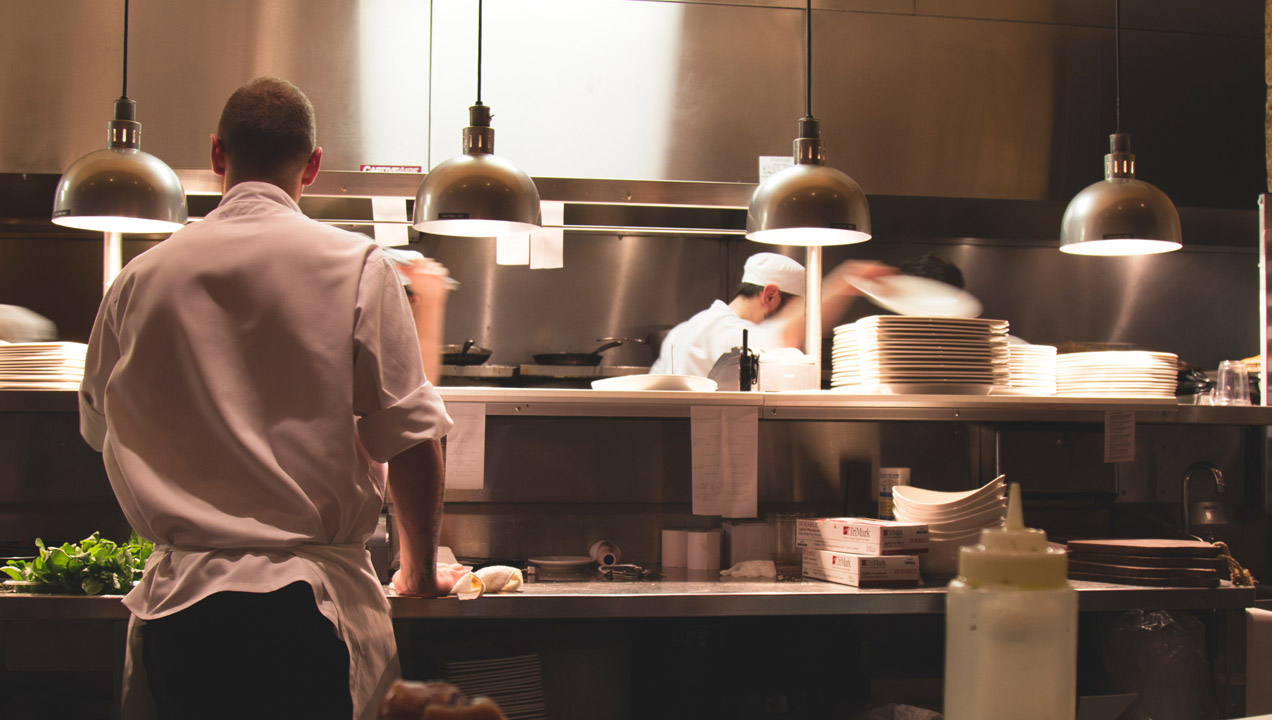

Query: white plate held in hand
<box><xmin>848</xmin><ymin>274</ymin><xmax>983</xmax><ymax>318</ymax></box>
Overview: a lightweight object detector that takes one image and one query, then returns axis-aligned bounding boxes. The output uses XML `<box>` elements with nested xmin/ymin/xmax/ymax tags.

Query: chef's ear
<box><xmin>763</xmin><ymin>284</ymin><xmax>783</xmax><ymax>307</ymax></box>
<box><xmin>210</xmin><ymin>134</ymin><xmax>227</xmax><ymax>176</ymax></box>
<box><xmin>301</xmin><ymin>147</ymin><xmax>323</xmax><ymax>187</ymax></box>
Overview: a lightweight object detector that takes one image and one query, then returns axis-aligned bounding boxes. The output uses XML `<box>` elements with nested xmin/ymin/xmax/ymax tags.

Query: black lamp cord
<box><xmin>475</xmin><ymin>0</ymin><xmax>483</xmax><ymax>106</ymax></box>
<box><xmin>1114</xmin><ymin>0</ymin><xmax>1121</xmax><ymax>134</ymax></box>
<box><xmin>121</xmin><ymin>0</ymin><xmax>130</xmax><ymax>99</ymax></box>
<box><xmin>804</xmin><ymin>0</ymin><xmax>812</xmax><ymax>119</ymax></box>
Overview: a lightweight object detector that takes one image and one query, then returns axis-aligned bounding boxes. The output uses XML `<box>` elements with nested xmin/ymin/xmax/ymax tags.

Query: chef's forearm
<box><xmin>412</xmin><ymin>297</ymin><xmax>446</xmax><ymax>387</ymax></box>
<box><xmin>387</xmin><ymin>438</ymin><xmax>446</xmax><ymax>594</ymax></box>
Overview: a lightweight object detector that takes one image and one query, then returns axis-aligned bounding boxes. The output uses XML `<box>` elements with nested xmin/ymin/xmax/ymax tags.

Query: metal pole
<box><xmin>103</xmin><ymin>231</ymin><xmax>122</xmax><ymax>294</ymax></box>
<box><xmin>805</xmin><ymin>245</ymin><xmax>822</xmax><ymax>380</ymax></box>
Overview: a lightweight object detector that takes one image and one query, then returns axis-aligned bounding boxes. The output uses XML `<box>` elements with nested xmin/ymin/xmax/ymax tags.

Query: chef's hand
<box><xmin>400</xmin><ymin>257</ymin><xmax>453</xmax><ymax>311</ymax></box>
<box><xmin>391</xmin><ymin>562</ymin><xmax>472</xmax><ymax>597</ymax></box>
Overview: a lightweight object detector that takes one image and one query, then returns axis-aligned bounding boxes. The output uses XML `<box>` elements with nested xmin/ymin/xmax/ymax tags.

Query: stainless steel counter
<box><xmin>6</xmin><ymin>388</ymin><xmax>1272</xmax><ymax>425</ymax></box>
<box><xmin>0</xmin><ymin>580</ymin><xmax>1254</xmax><ymax>621</ymax></box>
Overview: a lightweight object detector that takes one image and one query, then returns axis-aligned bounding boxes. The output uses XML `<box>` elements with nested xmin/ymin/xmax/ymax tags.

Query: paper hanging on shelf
<box><xmin>370</xmin><ymin>197</ymin><xmax>410</xmax><ymax>248</ymax></box>
<box><xmin>496</xmin><ymin>233</ymin><xmax>531</xmax><ymax>265</ymax></box>
<box><xmin>443</xmin><ymin>402</ymin><xmax>486</xmax><ymax>490</ymax></box>
<box><xmin>530</xmin><ymin>201</ymin><xmax>564</xmax><ymax>269</ymax></box>
<box><xmin>690</xmin><ymin>405</ymin><xmax>759</xmax><ymax>518</ymax></box>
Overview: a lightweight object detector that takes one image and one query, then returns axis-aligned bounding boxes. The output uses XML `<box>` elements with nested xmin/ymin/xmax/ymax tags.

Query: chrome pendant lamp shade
<box><xmin>51</xmin><ymin>0</ymin><xmax>186</xmax><ymax>234</ymax></box>
<box><xmin>746</xmin><ymin>1</ymin><xmax>870</xmax><ymax>247</ymax></box>
<box><xmin>747</xmin><ymin>120</ymin><xmax>870</xmax><ymax>246</ymax></box>
<box><xmin>1059</xmin><ymin>0</ymin><xmax>1179</xmax><ymax>256</ymax></box>
<box><xmin>1059</xmin><ymin>134</ymin><xmax>1181</xmax><ymax>256</ymax></box>
<box><xmin>52</xmin><ymin>99</ymin><xmax>187</xmax><ymax>233</ymax></box>
<box><xmin>413</xmin><ymin>104</ymin><xmax>541</xmax><ymax>237</ymax></box>
<box><xmin>412</xmin><ymin>0</ymin><xmax>540</xmax><ymax>237</ymax></box>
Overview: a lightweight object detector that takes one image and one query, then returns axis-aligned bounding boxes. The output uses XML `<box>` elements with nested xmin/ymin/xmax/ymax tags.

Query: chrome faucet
<box><xmin>1181</xmin><ymin>461</ymin><xmax>1228</xmax><ymax>536</ymax></box>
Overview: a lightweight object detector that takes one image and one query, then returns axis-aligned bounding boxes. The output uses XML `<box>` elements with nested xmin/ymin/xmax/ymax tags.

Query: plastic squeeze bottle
<box><xmin>943</xmin><ymin>482</ymin><xmax>1077</xmax><ymax>720</ymax></box>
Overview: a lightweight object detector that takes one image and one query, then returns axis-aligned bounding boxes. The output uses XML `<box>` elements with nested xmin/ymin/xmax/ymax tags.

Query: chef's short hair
<box><xmin>217</xmin><ymin>77</ymin><xmax>316</xmax><ymax>181</ymax></box>
<box><xmin>734</xmin><ymin>282</ymin><xmax>796</xmax><ymax>307</ymax></box>
<box><xmin>899</xmin><ymin>253</ymin><xmax>964</xmax><ymax>289</ymax></box>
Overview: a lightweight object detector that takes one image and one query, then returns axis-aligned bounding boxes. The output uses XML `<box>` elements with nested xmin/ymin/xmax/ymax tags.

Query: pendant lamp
<box><xmin>51</xmin><ymin>0</ymin><xmax>187</xmax><ymax>235</ymax></box>
<box><xmin>1059</xmin><ymin>0</ymin><xmax>1180</xmax><ymax>256</ymax></box>
<box><xmin>746</xmin><ymin>0</ymin><xmax>870</xmax><ymax>247</ymax></box>
<box><xmin>413</xmin><ymin>0</ymin><xmax>540</xmax><ymax>237</ymax></box>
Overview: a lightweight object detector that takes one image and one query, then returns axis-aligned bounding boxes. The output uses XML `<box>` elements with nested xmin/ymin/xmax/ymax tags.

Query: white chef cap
<box><xmin>741</xmin><ymin>253</ymin><xmax>805</xmax><ymax>296</ymax></box>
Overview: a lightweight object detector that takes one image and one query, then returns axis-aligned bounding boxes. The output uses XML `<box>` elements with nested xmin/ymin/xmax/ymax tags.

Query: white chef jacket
<box><xmin>78</xmin><ymin>181</ymin><xmax>453</xmax><ymax>720</ymax></box>
<box><xmin>650</xmin><ymin>300</ymin><xmax>788</xmax><ymax>378</ymax></box>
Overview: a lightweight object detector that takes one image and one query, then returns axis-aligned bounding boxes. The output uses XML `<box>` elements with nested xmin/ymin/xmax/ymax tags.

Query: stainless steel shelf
<box><xmin>6</xmin><ymin>388</ymin><xmax>1272</xmax><ymax>425</ymax></box>
<box><xmin>1</xmin><ymin>580</ymin><xmax>1254</xmax><ymax>621</ymax></box>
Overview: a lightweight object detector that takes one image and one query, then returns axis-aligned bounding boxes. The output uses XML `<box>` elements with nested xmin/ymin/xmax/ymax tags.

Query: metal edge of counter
<box><xmin>6</xmin><ymin>388</ymin><xmax>1272</xmax><ymax>424</ymax></box>
<box><xmin>0</xmin><ymin>581</ymin><xmax>1255</xmax><ymax>621</ymax></box>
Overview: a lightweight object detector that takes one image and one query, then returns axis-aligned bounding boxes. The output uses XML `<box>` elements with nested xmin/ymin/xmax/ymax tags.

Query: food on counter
<box><xmin>1</xmin><ymin>531</ymin><xmax>152</xmax><ymax>595</ymax></box>
<box><xmin>379</xmin><ymin>679</ymin><xmax>508</xmax><ymax>720</ymax></box>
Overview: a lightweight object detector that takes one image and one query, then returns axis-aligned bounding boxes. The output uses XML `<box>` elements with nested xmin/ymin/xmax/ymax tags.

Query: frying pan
<box><xmin>533</xmin><ymin>338</ymin><xmax>632</xmax><ymax>367</ymax></box>
<box><xmin>442</xmin><ymin>340</ymin><xmax>493</xmax><ymax>366</ymax></box>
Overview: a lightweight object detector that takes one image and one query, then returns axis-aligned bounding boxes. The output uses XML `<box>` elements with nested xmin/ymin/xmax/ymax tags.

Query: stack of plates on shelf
<box><xmin>442</xmin><ymin>654</ymin><xmax>548</xmax><ymax>720</ymax></box>
<box><xmin>1065</xmin><ymin>538</ymin><xmax>1224</xmax><ymax>588</ymax></box>
<box><xmin>0</xmin><ymin>342</ymin><xmax>88</xmax><ymax>390</ymax></box>
<box><xmin>997</xmin><ymin>344</ymin><xmax>1057</xmax><ymax>395</ymax></box>
<box><xmin>830</xmin><ymin>321</ymin><xmax>861</xmax><ymax>387</ymax></box>
<box><xmin>892</xmin><ymin>475</ymin><xmax>1007</xmax><ymax>576</ymax></box>
<box><xmin>830</xmin><ymin>315</ymin><xmax>1009</xmax><ymax>394</ymax></box>
<box><xmin>1054</xmin><ymin>351</ymin><xmax>1178</xmax><ymax>398</ymax></box>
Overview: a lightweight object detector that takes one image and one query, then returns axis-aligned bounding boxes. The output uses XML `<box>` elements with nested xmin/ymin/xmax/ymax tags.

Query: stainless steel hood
<box><xmin>0</xmin><ymin>0</ymin><xmax>1262</xmax><ymax>210</ymax></box>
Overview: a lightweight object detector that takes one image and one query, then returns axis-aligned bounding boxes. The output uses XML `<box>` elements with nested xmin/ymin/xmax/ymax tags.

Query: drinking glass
<box><xmin>1212</xmin><ymin>360</ymin><xmax>1251</xmax><ymax>406</ymax></box>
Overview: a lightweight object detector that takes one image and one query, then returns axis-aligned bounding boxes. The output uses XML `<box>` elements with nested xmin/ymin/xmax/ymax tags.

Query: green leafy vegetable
<box><xmin>1</xmin><ymin>531</ymin><xmax>153</xmax><ymax>595</ymax></box>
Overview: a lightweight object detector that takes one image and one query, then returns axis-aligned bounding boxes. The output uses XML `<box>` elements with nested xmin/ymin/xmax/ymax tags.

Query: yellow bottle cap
<box><xmin>956</xmin><ymin>482</ymin><xmax>1069</xmax><ymax>589</ymax></box>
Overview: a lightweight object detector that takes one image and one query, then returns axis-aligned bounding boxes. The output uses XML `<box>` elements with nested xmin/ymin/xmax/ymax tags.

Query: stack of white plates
<box><xmin>830</xmin><ymin>322</ymin><xmax>860</xmax><ymax>387</ymax></box>
<box><xmin>1054</xmin><ymin>351</ymin><xmax>1178</xmax><ymax>398</ymax></box>
<box><xmin>0</xmin><ymin>342</ymin><xmax>88</xmax><ymax>390</ymax></box>
<box><xmin>892</xmin><ymin>476</ymin><xmax>1007</xmax><ymax>576</ymax></box>
<box><xmin>1001</xmin><ymin>344</ymin><xmax>1057</xmax><ymax>395</ymax></box>
<box><xmin>442</xmin><ymin>654</ymin><xmax>548</xmax><ymax>720</ymax></box>
<box><xmin>831</xmin><ymin>316</ymin><xmax>1010</xmax><ymax>394</ymax></box>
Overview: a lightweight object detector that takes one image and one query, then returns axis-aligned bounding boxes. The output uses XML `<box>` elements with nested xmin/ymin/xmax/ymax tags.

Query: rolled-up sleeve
<box><xmin>352</xmin><ymin>252</ymin><xmax>453</xmax><ymax>463</ymax></box>
<box><xmin>79</xmin><ymin>289</ymin><xmax>121</xmax><ymax>452</ymax></box>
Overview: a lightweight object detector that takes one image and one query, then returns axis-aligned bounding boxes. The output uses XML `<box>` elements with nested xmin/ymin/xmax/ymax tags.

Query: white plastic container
<box><xmin>944</xmin><ymin>483</ymin><xmax>1077</xmax><ymax>720</ymax></box>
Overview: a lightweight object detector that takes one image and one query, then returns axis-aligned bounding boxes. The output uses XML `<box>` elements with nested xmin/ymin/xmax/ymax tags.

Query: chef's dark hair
<box><xmin>734</xmin><ymin>282</ymin><xmax>795</xmax><ymax>308</ymax></box>
<box><xmin>898</xmin><ymin>253</ymin><xmax>964</xmax><ymax>289</ymax></box>
<box><xmin>216</xmin><ymin>77</ymin><xmax>317</xmax><ymax>182</ymax></box>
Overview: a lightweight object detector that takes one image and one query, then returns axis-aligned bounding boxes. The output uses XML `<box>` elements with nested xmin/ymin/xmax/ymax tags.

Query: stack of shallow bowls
<box><xmin>892</xmin><ymin>475</ymin><xmax>1007</xmax><ymax>576</ymax></box>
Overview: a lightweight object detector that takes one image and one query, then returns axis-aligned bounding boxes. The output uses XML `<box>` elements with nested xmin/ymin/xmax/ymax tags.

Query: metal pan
<box><xmin>442</xmin><ymin>340</ymin><xmax>493</xmax><ymax>366</ymax></box>
<box><xmin>533</xmin><ymin>338</ymin><xmax>628</xmax><ymax>367</ymax></box>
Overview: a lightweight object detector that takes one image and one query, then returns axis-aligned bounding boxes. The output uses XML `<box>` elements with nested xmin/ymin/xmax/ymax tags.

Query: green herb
<box><xmin>1</xmin><ymin>531</ymin><xmax>153</xmax><ymax>596</ymax></box>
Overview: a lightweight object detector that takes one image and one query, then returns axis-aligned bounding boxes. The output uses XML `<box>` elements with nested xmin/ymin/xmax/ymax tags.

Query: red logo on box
<box><xmin>359</xmin><ymin>165</ymin><xmax>422</xmax><ymax>173</ymax></box>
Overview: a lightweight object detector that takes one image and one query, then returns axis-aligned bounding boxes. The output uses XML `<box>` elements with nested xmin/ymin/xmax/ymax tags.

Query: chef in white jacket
<box><xmin>651</xmin><ymin>252</ymin><xmax>882</xmax><ymax>378</ymax></box>
<box><xmin>79</xmin><ymin>77</ymin><xmax>465</xmax><ymax>720</ymax></box>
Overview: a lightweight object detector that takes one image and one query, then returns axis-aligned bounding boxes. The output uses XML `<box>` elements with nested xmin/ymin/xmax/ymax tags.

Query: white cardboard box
<box><xmin>802</xmin><ymin>549</ymin><xmax>921</xmax><ymax>588</ymax></box>
<box><xmin>796</xmin><ymin>517</ymin><xmax>928</xmax><ymax>556</ymax></box>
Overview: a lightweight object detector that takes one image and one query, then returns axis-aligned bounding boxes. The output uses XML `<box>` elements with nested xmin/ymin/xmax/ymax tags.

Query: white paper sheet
<box><xmin>530</xmin><ymin>202</ymin><xmax>565</xmax><ymax>270</ymax></box>
<box><xmin>443</xmin><ymin>402</ymin><xmax>486</xmax><ymax>490</ymax></box>
<box><xmin>496</xmin><ymin>234</ymin><xmax>531</xmax><ymax>265</ymax></box>
<box><xmin>370</xmin><ymin>197</ymin><xmax>410</xmax><ymax>248</ymax></box>
<box><xmin>1104</xmin><ymin>410</ymin><xmax>1135</xmax><ymax>463</ymax></box>
<box><xmin>690</xmin><ymin>405</ymin><xmax>759</xmax><ymax>518</ymax></box>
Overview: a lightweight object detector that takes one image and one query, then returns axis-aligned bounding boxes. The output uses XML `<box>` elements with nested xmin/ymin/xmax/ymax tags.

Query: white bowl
<box><xmin>891</xmin><ymin>476</ymin><xmax>1005</xmax><ymax>511</ymax></box>
<box><xmin>926</xmin><ymin>523</ymin><xmax>995</xmax><ymax>541</ymax></box>
<box><xmin>922</xmin><ymin>536</ymin><xmax>979</xmax><ymax>577</ymax></box>
<box><xmin>894</xmin><ymin>496</ymin><xmax>1007</xmax><ymax>526</ymax></box>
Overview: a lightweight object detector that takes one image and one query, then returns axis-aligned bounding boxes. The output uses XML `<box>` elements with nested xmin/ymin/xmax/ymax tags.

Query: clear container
<box><xmin>944</xmin><ymin>483</ymin><xmax>1077</xmax><ymax>720</ymax></box>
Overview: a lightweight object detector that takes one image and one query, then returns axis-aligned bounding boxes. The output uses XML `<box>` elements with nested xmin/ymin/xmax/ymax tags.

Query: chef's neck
<box><xmin>221</xmin><ymin>173</ymin><xmax>306</xmax><ymax>204</ymax></box>
<box><xmin>728</xmin><ymin>294</ymin><xmax>770</xmax><ymax>324</ymax></box>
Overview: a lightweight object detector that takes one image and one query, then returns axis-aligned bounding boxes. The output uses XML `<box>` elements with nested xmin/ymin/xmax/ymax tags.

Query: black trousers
<box><xmin>140</xmin><ymin>581</ymin><xmax>352</xmax><ymax>720</ymax></box>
